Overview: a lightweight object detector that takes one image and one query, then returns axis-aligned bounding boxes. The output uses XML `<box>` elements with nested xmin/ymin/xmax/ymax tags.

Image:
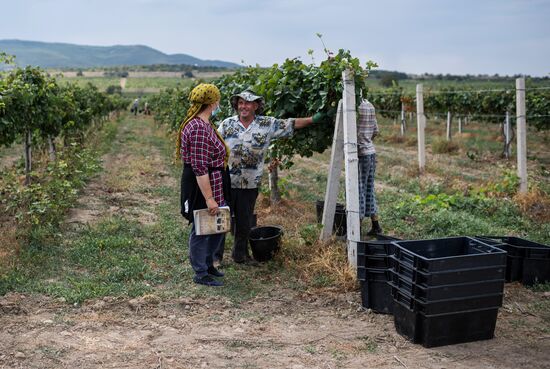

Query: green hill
<box><xmin>0</xmin><ymin>39</ymin><xmax>240</xmax><ymax>69</ymax></box>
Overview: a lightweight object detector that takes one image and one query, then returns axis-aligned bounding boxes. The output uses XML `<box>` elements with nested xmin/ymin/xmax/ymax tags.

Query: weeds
<box><xmin>431</xmin><ymin>138</ymin><xmax>460</xmax><ymax>154</ymax></box>
<box><xmin>1</xmin><ymin>113</ymin><xmax>549</xmax><ymax>305</ymax></box>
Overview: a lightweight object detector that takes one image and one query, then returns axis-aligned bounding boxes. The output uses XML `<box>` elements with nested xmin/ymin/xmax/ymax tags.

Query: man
<box><xmin>131</xmin><ymin>98</ymin><xmax>139</xmax><ymax>116</ymax></box>
<box><xmin>218</xmin><ymin>90</ymin><xmax>326</xmax><ymax>264</ymax></box>
<box><xmin>357</xmin><ymin>98</ymin><xmax>382</xmax><ymax>235</ymax></box>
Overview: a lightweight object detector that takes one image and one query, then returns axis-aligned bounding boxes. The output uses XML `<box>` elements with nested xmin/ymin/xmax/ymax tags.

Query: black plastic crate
<box><xmin>357</xmin><ymin>235</ymin><xmax>401</xmax><ymax>256</ymax></box>
<box><xmin>478</xmin><ymin>236</ymin><xmax>549</xmax><ymax>256</ymax></box>
<box><xmin>357</xmin><ymin>267</ymin><xmax>392</xmax><ymax>282</ymax></box>
<box><xmin>474</xmin><ymin>236</ymin><xmax>524</xmax><ymax>257</ymax></box>
<box><xmin>357</xmin><ymin>236</ymin><xmax>400</xmax><ymax>275</ymax></box>
<box><xmin>474</xmin><ymin>237</ymin><xmax>524</xmax><ymax>282</ymax></box>
<box><xmin>316</xmin><ymin>200</ymin><xmax>346</xmax><ymax>237</ymax></box>
<box><xmin>392</xmin><ymin>258</ymin><xmax>506</xmax><ymax>286</ymax></box>
<box><xmin>391</xmin><ymin>287</ymin><xmax>503</xmax><ymax>315</ymax></box>
<box><xmin>358</xmin><ymin>255</ymin><xmax>393</xmax><ymax>269</ymax></box>
<box><xmin>522</xmin><ymin>258</ymin><xmax>550</xmax><ymax>286</ymax></box>
<box><xmin>393</xmin><ymin>301</ymin><xmax>498</xmax><ymax>348</ymax></box>
<box><xmin>360</xmin><ymin>280</ymin><xmax>393</xmax><ymax>314</ymax></box>
<box><xmin>392</xmin><ymin>237</ymin><xmax>507</xmax><ymax>273</ymax></box>
<box><xmin>505</xmin><ymin>255</ymin><xmax>524</xmax><ymax>283</ymax></box>
<box><xmin>476</xmin><ymin>236</ymin><xmax>550</xmax><ymax>284</ymax></box>
<box><xmin>389</xmin><ymin>273</ymin><xmax>504</xmax><ymax>300</ymax></box>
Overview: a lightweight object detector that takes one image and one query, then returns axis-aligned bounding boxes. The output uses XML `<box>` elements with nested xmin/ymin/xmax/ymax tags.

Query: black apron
<box><xmin>180</xmin><ymin>163</ymin><xmax>231</xmax><ymax>223</ymax></box>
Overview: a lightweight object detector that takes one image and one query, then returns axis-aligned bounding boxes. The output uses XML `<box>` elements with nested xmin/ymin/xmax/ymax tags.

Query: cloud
<box><xmin>1</xmin><ymin>0</ymin><xmax>549</xmax><ymax>75</ymax></box>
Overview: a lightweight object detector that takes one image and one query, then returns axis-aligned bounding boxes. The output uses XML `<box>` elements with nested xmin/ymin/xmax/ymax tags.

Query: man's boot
<box><xmin>367</xmin><ymin>220</ymin><xmax>382</xmax><ymax>236</ymax></box>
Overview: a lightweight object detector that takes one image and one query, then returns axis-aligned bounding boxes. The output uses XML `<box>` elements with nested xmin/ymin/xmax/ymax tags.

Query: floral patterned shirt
<box><xmin>218</xmin><ymin>115</ymin><xmax>295</xmax><ymax>189</ymax></box>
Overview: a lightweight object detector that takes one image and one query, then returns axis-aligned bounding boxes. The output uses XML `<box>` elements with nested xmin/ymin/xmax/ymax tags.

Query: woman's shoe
<box><xmin>208</xmin><ymin>266</ymin><xmax>225</xmax><ymax>277</ymax></box>
<box><xmin>193</xmin><ymin>275</ymin><xmax>223</xmax><ymax>287</ymax></box>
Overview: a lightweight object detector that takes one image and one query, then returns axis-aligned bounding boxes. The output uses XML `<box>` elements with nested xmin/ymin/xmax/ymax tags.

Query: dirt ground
<box><xmin>1</xmin><ymin>286</ymin><xmax>549</xmax><ymax>369</ymax></box>
<box><xmin>1</xmin><ymin>117</ymin><xmax>549</xmax><ymax>369</ymax></box>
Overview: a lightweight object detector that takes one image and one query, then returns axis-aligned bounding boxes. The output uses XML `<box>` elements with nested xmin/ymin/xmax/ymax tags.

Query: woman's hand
<box><xmin>206</xmin><ymin>197</ymin><xmax>219</xmax><ymax>215</ymax></box>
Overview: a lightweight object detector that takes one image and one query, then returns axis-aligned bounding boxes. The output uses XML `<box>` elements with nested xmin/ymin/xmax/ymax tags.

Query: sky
<box><xmin>1</xmin><ymin>0</ymin><xmax>549</xmax><ymax>76</ymax></box>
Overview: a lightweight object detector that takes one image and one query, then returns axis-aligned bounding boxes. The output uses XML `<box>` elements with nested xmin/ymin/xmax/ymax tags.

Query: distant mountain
<box><xmin>0</xmin><ymin>39</ymin><xmax>240</xmax><ymax>69</ymax></box>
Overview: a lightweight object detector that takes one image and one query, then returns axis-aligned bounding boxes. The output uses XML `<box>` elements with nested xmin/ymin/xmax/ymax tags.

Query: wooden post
<box><xmin>48</xmin><ymin>135</ymin><xmax>57</xmax><ymax>161</ymax></box>
<box><xmin>400</xmin><ymin>102</ymin><xmax>406</xmax><ymax>136</ymax></box>
<box><xmin>342</xmin><ymin>70</ymin><xmax>361</xmax><ymax>267</ymax></box>
<box><xmin>269</xmin><ymin>165</ymin><xmax>281</xmax><ymax>203</ymax></box>
<box><xmin>320</xmin><ymin>100</ymin><xmax>344</xmax><ymax>241</ymax></box>
<box><xmin>504</xmin><ymin>111</ymin><xmax>512</xmax><ymax>159</ymax></box>
<box><xmin>416</xmin><ymin>84</ymin><xmax>426</xmax><ymax>171</ymax></box>
<box><xmin>458</xmin><ymin>117</ymin><xmax>463</xmax><ymax>134</ymax></box>
<box><xmin>516</xmin><ymin>78</ymin><xmax>528</xmax><ymax>193</ymax></box>
<box><xmin>24</xmin><ymin>130</ymin><xmax>32</xmax><ymax>185</ymax></box>
<box><xmin>446</xmin><ymin>111</ymin><xmax>452</xmax><ymax>141</ymax></box>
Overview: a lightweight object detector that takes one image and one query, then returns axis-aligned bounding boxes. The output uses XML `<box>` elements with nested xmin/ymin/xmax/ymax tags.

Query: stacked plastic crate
<box><xmin>475</xmin><ymin>236</ymin><xmax>550</xmax><ymax>285</ymax></box>
<box><xmin>357</xmin><ymin>235</ymin><xmax>400</xmax><ymax>314</ymax></box>
<box><xmin>389</xmin><ymin>237</ymin><xmax>507</xmax><ymax>348</ymax></box>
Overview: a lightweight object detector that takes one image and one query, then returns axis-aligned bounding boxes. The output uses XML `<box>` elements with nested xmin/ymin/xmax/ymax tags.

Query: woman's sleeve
<box><xmin>188</xmin><ymin>125</ymin><xmax>212</xmax><ymax>176</ymax></box>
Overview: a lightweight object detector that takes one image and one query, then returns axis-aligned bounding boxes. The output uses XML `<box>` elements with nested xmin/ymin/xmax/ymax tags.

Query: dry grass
<box><xmin>0</xmin><ymin>222</ymin><xmax>19</xmax><ymax>269</ymax></box>
<box><xmin>255</xmin><ymin>194</ymin><xmax>357</xmax><ymax>292</ymax></box>
<box><xmin>104</xmin><ymin>154</ymin><xmax>160</xmax><ymax>192</ymax></box>
<box><xmin>301</xmin><ymin>239</ymin><xmax>357</xmax><ymax>291</ymax></box>
<box><xmin>430</xmin><ymin>138</ymin><xmax>460</xmax><ymax>154</ymax></box>
<box><xmin>514</xmin><ymin>187</ymin><xmax>550</xmax><ymax>223</ymax></box>
<box><xmin>381</xmin><ymin>133</ymin><xmax>406</xmax><ymax>144</ymax></box>
<box><xmin>404</xmin><ymin>136</ymin><xmax>417</xmax><ymax>147</ymax></box>
<box><xmin>457</xmin><ymin>132</ymin><xmax>475</xmax><ymax>139</ymax></box>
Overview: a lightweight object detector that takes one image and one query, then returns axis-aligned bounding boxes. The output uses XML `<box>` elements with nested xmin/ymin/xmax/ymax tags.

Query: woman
<box><xmin>178</xmin><ymin>83</ymin><xmax>230</xmax><ymax>287</ymax></box>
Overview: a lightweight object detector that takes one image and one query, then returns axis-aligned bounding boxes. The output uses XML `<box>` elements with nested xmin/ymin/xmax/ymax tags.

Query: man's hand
<box><xmin>312</xmin><ymin>111</ymin><xmax>328</xmax><ymax>124</ymax></box>
<box><xmin>268</xmin><ymin>158</ymin><xmax>280</xmax><ymax>172</ymax></box>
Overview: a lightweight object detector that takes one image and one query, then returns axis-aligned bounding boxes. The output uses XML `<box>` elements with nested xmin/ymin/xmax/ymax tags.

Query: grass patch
<box><xmin>431</xmin><ymin>138</ymin><xmax>460</xmax><ymax>154</ymax></box>
<box><xmin>2</xmin><ymin>114</ymin><xmax>549</xmax><ymax>306</ymax></box>
<box><xmin>1</xmin><ymin>116</ymin><xmax>302</xmax><ymax>304</ymax></box>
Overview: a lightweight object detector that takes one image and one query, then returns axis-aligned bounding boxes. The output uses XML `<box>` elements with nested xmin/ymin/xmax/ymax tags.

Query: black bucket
<box><xmin>315</xmin><ymin>200</ymin><xmax>346</xmax><ymax>237</ymax></box>
<box><xmin>249</xmin><ymin>226</ymin><xmax>283</xmax><ymax>262</ymax></box>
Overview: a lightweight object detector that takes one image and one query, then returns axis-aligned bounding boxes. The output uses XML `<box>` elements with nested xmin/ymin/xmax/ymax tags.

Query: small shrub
<box><xmin>431</xmin><ymin>139</ymin><xmax>460</xmax><ymax>154</ymax></box>
<box><xmin>405</xmin><ymin>136</ymin><xmax>417</xmax><ymax>147</ymax></box>
<box><xmin>382</xmin><ymin>133</ymin><xmax>406</xmax><ymax>144</ymax></box>
<box><xmin>106</xmin><ymin>85</ymin><xmax>122</xmax><ymax>95</ymax></box>
<box><xmin>514</xmin><ymin>187</ymin><xmax>550</xmax><ymax>223</ymax></box>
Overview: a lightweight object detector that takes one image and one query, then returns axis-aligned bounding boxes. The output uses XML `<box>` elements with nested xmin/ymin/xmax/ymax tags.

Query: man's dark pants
<box><xmin>228</xmin><ymin>188</ymin><xmax>258</xmax><ymax>262</ymax></box>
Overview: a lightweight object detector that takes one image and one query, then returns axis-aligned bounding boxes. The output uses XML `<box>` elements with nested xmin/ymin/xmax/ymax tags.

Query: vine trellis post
<box><xmin>416</xmin><ymin>84</ymin><xmax>426</xmax><ymax>172</ymax></box>
<box><xmin>446</xmin><ymin>111</ymin><xmax>452</xmax><ymax>141</ymax></box>
<box><xmin>516</xmin><ymin>77</ymin><xmax>528</xmax><ymax>193</ymax></box>
<box><xmin>320</xmin><ymin>69</ymin><xmax>361</xmax><ymax>268</ymax></box>
<box><xmin>400</xmin><ymin>103</ymin><xmax>406</xmax><ymax>136</ymax></box>
<box><xmin>503</xmin><ymin>111</ymin><xmax>512</xmax><ymax>159</ymax></box>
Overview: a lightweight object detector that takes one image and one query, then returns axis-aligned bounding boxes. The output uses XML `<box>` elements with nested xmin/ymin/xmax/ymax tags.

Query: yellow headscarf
<box><xmin>176</xmin><ymin>83</ymin><xmax>230</xmax><ymax>166</ymax></box>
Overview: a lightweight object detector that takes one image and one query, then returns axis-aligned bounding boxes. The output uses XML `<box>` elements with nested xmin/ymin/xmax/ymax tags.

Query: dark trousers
<box><xmin>230</xmin><ymin>188</ymin><xmax>258</xmax><ymax>262</ymax></box>
<box><xmin>189</xmin><ymin>224</ymin><xmax>225</xmax><ymax>278</ymax></box>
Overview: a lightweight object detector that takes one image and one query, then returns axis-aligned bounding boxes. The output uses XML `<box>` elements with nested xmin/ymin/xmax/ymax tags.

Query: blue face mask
<box><xmin>211</xmin><ymin>104</ymin><xmax>221</xmax><ymax>117</ymax></box>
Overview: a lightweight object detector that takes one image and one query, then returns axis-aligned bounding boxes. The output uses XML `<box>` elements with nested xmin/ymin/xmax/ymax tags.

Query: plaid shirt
<box><xmin>181</xmin><ymin>117</ymin><xmax>226</xmax><ymax>205</ymax></box>
<box><xmin>218</xmin><ymin>115</ymin><xmax>294</xmax><ymax>189</ymax></box>
<box><xmin>357</xmin><ymin>99</ymin><xmax>379</xmax><ymax>156</ymax></box>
